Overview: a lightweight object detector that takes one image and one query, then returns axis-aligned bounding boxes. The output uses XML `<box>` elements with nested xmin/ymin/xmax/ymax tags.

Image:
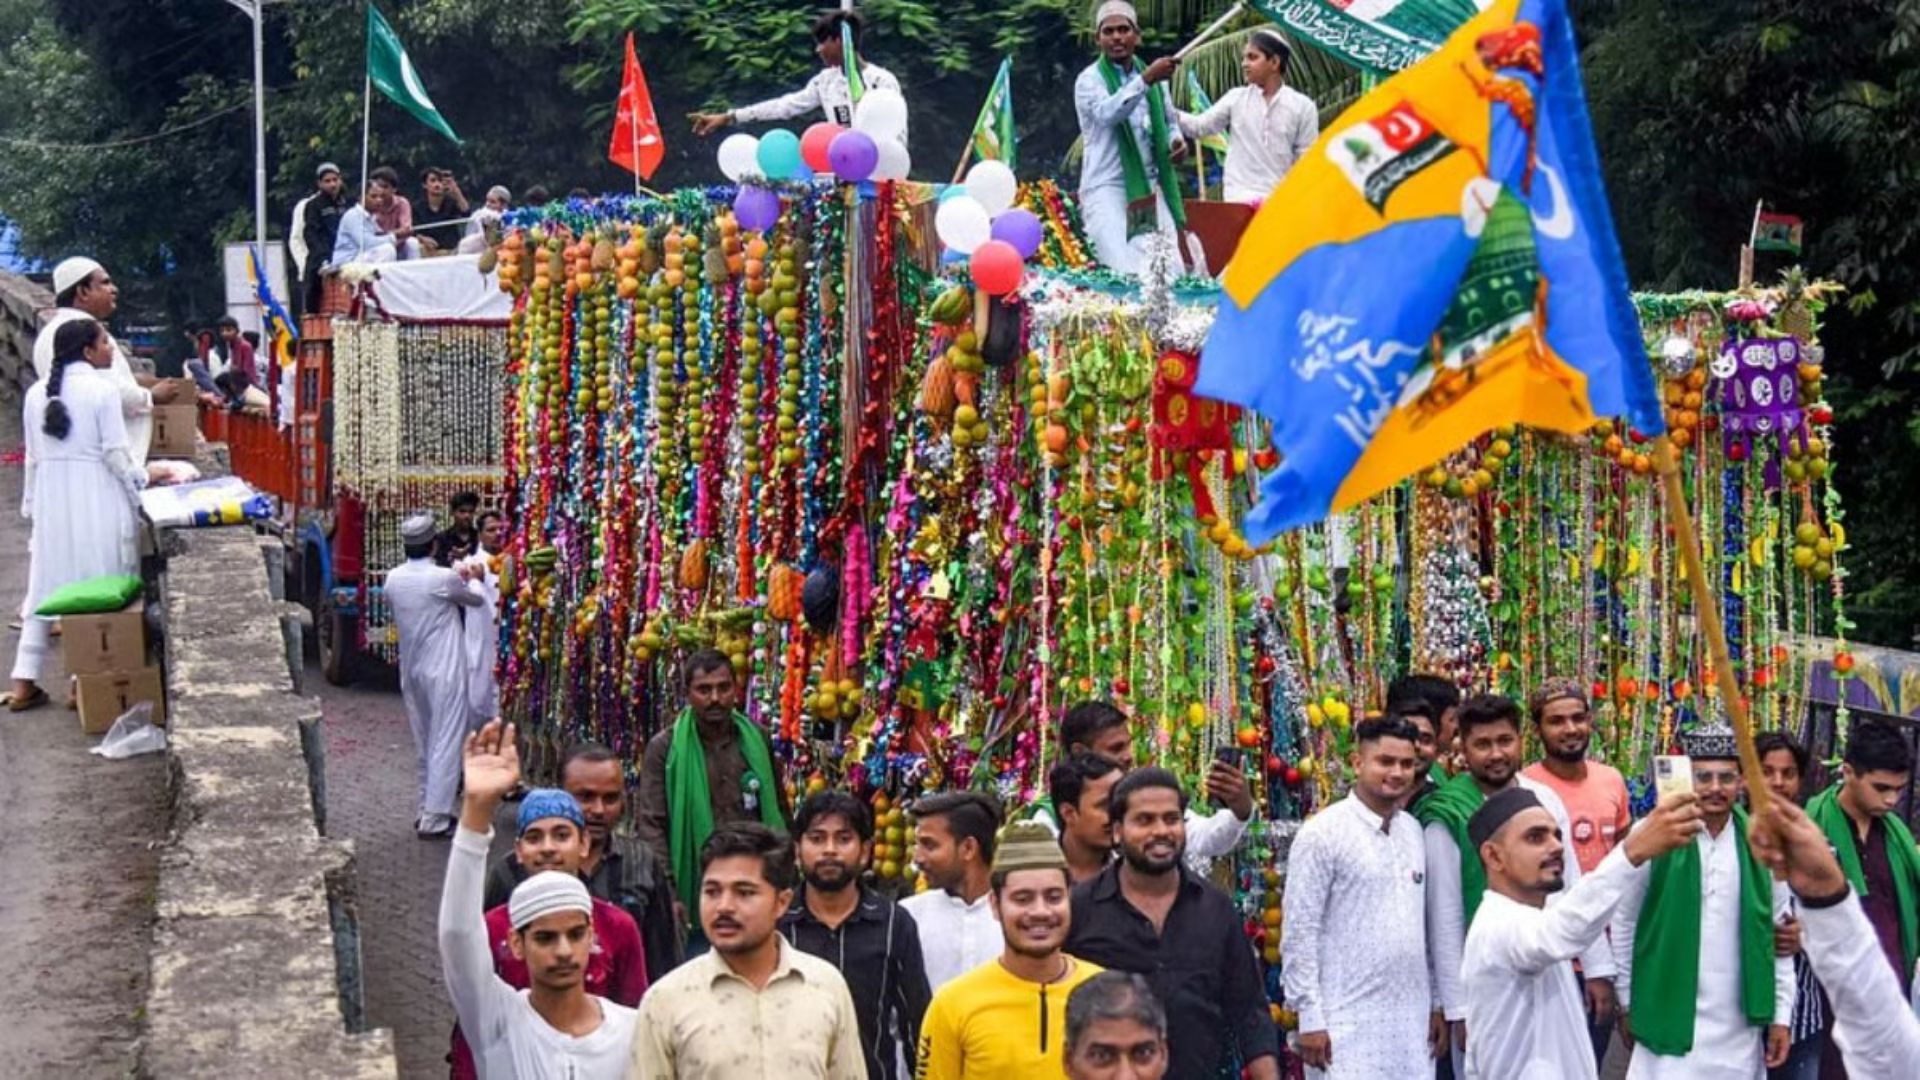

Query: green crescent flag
<box><xmin>968</xmin><ymin>57</ymin><xmax>1017</xmax><ymax>170</ymax></box>
<box><xmin>366</xmin><ymin>3</ymin><xmax>461</xmax><ymax>144</ymax></box>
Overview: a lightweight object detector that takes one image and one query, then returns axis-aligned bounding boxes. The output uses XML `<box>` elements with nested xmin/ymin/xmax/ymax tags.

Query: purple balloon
<box><xmin>989</xmin><ymin>208</ymin><xmax>1044</xmax><ymax>260</ymax></box>
<box><xmin>734</xmin><ymin>185</ymin><xmax>781</xmax><ymax>232</ymax></box>
<box><xmin>828</xmin><ymin>129</ymin><xmax>879</xmax><ymax>183</ymax></box>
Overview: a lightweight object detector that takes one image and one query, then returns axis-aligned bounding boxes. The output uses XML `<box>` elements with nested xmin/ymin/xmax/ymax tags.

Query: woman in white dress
<box><xmin>6</xmin><ymin>317</ymin><xmax>146</xmax><ymax>711</ymax></box>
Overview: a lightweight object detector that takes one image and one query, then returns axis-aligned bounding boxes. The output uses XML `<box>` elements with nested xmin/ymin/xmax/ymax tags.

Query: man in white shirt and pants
<box><xmin>691</xmin><ymin>9</ymin><xmax>904</xmax><ymax>137</ymax></box>
<box><xmin>1175</xmin><ymin>29</ymin><xmax>1318</xmax><ymax>204</ymax></box>
<box><xmin>1074</xmin><ymin>1</ymin><xmax>1185</xmax><ymax>275</ymax></box>
<box><xmin>1612</xmin><ymin>724</ymin><xmax>1796</xmax><ymax>1078</ymax></box>
<box><xmin>1283</xmin><ymin>715</ymin><xmax>1431</xmax><ymax>1078</ymax></box>
<box><xmin>387</xmin><ymin>513</ymin><xmax>481</xmax><ymax>837</ymax></box>
<box><xmin>1460</xmin><ymin>786</ymin><xmax>1704</xmax><ymax>1080</ymax></box>
<box><xmin>459</xmin><ymin>510</ymin><xmax>504</xmax><ymax>729</ymax></box>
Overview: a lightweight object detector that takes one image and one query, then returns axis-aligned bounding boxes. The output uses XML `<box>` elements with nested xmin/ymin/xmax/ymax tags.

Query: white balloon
<box><xmin>873</xmin><ymin>137</ymin><xmax>911</xmax><ymax>181</ymax></box>
<box><xmin>717</xmin><ymin>133</ymin><xmax>761</xmax><ymax>182</ymax></box>
<box><xmin>934</xmin><ymin>195</ymin><xmax>992</xmax><ymax>255</ymax></box>
<box><xmin>964</xmin><ymin>160</ymin><xmax>1018</xmax><ymax>216</ymax></box>
<box><xmin>852</xmin><ymin>88</ymin><xmax>909</xmax><ymax>139</ymax></box>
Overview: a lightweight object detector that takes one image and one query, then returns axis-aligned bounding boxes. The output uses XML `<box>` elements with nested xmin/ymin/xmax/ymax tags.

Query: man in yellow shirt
<box><xmin>915</xmin><ymin>821</ymin><xmax>1103</xmax><ymax>1078</ymax></box>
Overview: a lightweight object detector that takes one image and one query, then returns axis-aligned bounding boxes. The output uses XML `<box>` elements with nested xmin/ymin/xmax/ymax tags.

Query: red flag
<box><xmin>608</xmin><ymin>34</ymin><xmax>664</xmax><ymax>181</ymax></box>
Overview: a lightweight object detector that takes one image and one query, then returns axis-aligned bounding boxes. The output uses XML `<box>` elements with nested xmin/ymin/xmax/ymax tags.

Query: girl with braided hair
<box><xmin>6</xmin><ymin>317</ymin><xmax>146</xmax><ymax>712</ymax></box>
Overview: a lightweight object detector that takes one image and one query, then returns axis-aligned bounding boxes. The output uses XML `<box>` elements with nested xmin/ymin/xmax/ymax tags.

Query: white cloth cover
<box><xmin>362</xmin><ymin>254</ymin><xmax>512</xmax><ymax>322</ymax></box>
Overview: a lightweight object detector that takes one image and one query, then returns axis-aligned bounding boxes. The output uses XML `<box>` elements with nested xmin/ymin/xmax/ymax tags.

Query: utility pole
<box><xmin>225</xmin><ymin>0</ymin><xmax>270</xmax><ymax>265</ymax></box>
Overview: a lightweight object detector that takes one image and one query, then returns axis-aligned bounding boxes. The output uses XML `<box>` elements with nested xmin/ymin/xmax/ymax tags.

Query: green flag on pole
<box><xmin>1185</xmin><ymin>70</ymin><xmax>1230</xmax><ymax>154</ymax></box>
<box><xmin>842</xmin><ymin>21</ymin><xmax>867</xmax><ymax>104</ymax></box>
<box><xmin>366</xmin><ymin>3</ymin><xmax>461</xmax><ymax>144</ymax></box>
<box><xmin>968</xmin><ymin>57</ymin><xmax>1017</xmax><ymax>171</ymax></box>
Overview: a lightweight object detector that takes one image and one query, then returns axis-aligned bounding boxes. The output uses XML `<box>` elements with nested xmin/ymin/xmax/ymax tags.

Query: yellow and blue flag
<box><xmin>1199</xmin><ymin>0</ymin><xmax>1662</xmax><ymax>542</ymax></box>
<box><xmin>247</xmin><ymin>245</ymin><xmax>300</xmax><ymax>370</ymax></box>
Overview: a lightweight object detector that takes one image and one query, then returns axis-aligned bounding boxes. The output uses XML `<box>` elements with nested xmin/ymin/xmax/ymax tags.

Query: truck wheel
<box><xmin>320</xmin><ymin>605</ymin><xmax>357</xmax><ymax>687</ymax></box>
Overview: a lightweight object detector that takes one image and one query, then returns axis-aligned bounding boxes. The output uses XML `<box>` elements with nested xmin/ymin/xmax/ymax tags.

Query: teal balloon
<box><xmin>757</xmin><ymin>129</ymin><xmax>804</xmax><ymax>180</ymax></box>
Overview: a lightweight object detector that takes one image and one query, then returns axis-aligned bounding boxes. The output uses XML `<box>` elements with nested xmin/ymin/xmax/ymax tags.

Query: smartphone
<box><xmin>1211</xmin><ymin>745</ymin><xmax>1239</xmax><ymax>807</ymax></box>
<box><xmin>1653</xmin><ymin>754</ymin><xmax>1694</xmax><ymax>802</ymax></box>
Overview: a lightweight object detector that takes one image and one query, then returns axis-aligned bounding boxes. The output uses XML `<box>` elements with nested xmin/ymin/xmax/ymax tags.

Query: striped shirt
<box><xmin>1786</xmin><ymin>898</ymin><xmax>1828</xmax><ymax>1045</ymax></box>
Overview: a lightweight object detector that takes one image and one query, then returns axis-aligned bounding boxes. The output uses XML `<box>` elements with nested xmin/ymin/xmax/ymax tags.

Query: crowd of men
<box><xmin>424</xmin><ymin>640</ymin><xmax>1920</xmax><ymax>1080</ymax></box>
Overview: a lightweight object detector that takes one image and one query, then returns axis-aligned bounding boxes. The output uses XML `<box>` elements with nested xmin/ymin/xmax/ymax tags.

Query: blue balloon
<box><xmin>757</xmin><ymin>129</ymin><xmax>804</xmax><ymax>181</ymax></box>
<box><xmin>937</xmin><ymin>185</ymin><xmax>969</xmax><ymax>204</ymax></box>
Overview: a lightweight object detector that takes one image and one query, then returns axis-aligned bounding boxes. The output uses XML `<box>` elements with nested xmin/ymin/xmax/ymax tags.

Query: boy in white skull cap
<box><xmin>440</xmin><ymin>719</ymin><xmax>638</xmax><ymax>1079</ymax></box>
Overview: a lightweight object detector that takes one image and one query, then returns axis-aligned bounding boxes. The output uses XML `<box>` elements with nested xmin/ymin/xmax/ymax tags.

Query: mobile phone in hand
<box><xmin>1653</xmin><ymin>754</ymin><xmax>1694</xmax><ymax>803</ymax></box>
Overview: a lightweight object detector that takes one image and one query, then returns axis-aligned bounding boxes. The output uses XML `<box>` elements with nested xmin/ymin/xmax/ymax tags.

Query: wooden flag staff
<box><xmin>1654</xmin><ymin>434</ymin><xmax>1772</xmax><ymax>816</ymax></box>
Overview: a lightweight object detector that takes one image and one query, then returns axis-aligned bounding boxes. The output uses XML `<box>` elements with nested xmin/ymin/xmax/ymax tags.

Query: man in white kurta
<box><xmin>1075</xmin><ymin>2</ymin><xmax>1183</xmax><ymax>276</ymax></box>
<box><xmin>1460</xmin><ymin>788</ymin><xmax>1702</xmax><ymax>1080</ymax></box>
<box><xmin>32</xmin><ymin>257</ymin><xmax>178</xmax><ymax>470</ymax></box>
<box><xmin>1175</xmin><ymin>30</ymin><xmax>1319</xmax><ymax>203</ymax></box>
<box><xmin>1282</xmin><ymin>717</ymin><xmax>1430</xmax><ymax>1078</ymax></box>
<box><xmin>386</xmin><ymin>513</ymin><xmax>481</xmax><ymax>837</ymax></box>
<box><xmin>1612</xmin><ymin>732</ymin><xmax>1795</xmax><ymax>1079</ymax></box>
<box><xmin>1426</xmin><ymin>773</ymin><xmax>1617</xmax><ymax>1075</ymax></box>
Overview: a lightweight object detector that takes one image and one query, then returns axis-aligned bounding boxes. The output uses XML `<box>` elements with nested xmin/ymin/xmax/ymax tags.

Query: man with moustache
<box><xmin>916</xmin><ymin>821</ymin><xmax>1104</xmax><ymax>1078</ymax></box>
<box><xmin>631</xmin><ymin>823</ymin><xmax>865</xmax><ymax>1078</ymax></box>
<box><xmin>1460</xmin><ymin>787</ymin><xmax>1705</xmax><ymax>1079</ymax></box>
<box><xmin>1051</xmin><ymin>752</ymin><xmax>1123</xmax><ymax>884</ymax></box>
<box><xmin>1065</xmin><ymin>768</ymin><xmax>1279</xmax><ymax>1079</ymax></box>
<box><xmin>1418</xmin><ymin>694</ymin><xmax>1616</xmax><ymax>1076</ymax></box>
<box><xmin>780</xmin><ymin>791</ymin><xmax>931</xmax><ymax>1080</ymax></box>
<box><xmin>1282</xmin><ymin>715</ymin><xmax>1430</xmax><ymax>1078</ymax></box>
<box><xmin>1613</xmin><ymin>724</ymin><xmax>1797</xmax><ymax>1078</ymax></box>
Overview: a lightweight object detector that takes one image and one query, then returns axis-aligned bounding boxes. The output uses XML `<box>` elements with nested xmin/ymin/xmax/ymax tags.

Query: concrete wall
<box><xmin>141</xmin><ymin>525</ymin><xmax>397</xmax><ymax>1078</ymax></box>
<box><xmin>0</xmin><ymin>268</ymin><xmax>52</xmax><ymax>392</ymax></box>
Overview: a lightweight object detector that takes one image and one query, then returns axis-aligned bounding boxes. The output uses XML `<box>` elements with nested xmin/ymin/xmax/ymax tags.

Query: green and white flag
<box><xmin>367</xmin><ymin>3</ymin><xmax>461</xmax><ymax>144</ymax></box>
<box><xmin>968</xmin><ymin>57</ymin><xmax>1017</xmax><ymax>170</ymax></box>
<box><xmin>842</xmin><ymin>21</ymin><xmax>866</xmax><ymax>104</ymax></box>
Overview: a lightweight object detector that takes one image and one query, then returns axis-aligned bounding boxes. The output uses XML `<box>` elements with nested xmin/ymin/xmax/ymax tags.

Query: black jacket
<box><xmin>485</xmin><ymin>834</ymin><xmax>683</xmax><ymax>984</ymax></box>
<box><xmin>778</xmin><ymin>885</ymin><xmax>933</xmax><ymax>1080</ymax></box>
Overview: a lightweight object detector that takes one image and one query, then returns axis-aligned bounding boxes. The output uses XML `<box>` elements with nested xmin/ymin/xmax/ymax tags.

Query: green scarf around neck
<box><xmin>1095</xmin><ymin>56</ymin><xmax>1187</xmax><ymax>236</ymax></box>
<box><xmin>665</xmin><ymin>708</ymin><xmax>786</xmax><ymax>916</ymax></box>
<box><xmin>1414</xmin><ymin>772</ymin><xmax>1488</xmax><ymax>921</ymax></box>
<box><xmin>1808</xmin><ymin>783</ymin><xmax>1920</xmax><ymax>974</ymax></box>
<box><xmin>1630</xmin><ymin>805</ymin><xmax>1774</xmax><ymax>1057</ymax></box>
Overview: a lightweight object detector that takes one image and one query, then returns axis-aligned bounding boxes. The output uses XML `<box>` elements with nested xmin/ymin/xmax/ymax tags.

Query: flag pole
<box><xmin>360</xmin><ymin>71</ymin><xmax>372</xmax><ymax>199</ymax></box>
<box><xmin>1654</xmin><ymin>434</ymin><xmax>1772</xmax><ymax>816</ymax></box>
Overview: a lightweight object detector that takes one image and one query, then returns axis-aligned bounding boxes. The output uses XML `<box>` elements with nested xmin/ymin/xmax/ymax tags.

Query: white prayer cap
<box><xmin>508</xmin><ymin>871</ymin><xmax>593</xmax><ymax>931</ymax></box>
<box><xmin>400</xmin><ymin>513</ymin><xmax>437</xmax><ymax>546</ymax></box>
<box><xmin>1094</xmin><ymin>0</ymin><xmax>1138</xmax><ymax>30</ymax></box>
<box><xmin>52</xmin><ymin>256</ymin><xmax>105</xmax><ymax>296</ymax></box>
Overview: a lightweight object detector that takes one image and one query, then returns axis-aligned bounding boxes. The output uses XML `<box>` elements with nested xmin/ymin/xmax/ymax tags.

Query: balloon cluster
<box><xmin>933</xmin><ymin>160</ymin><xmax>1042</xmax><ymax>297</ymax></box>
<box><xmin>716</xmin><ymin>89</ymin><xmax>913</xmax><ymax>233</ymax></box>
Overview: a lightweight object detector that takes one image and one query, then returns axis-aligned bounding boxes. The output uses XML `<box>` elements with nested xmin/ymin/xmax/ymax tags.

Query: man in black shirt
<box><xmin>779</xmin><ymin>790</ymin><xmax>932</xmax><ymax>1080</ymax></box>
<box><xmin>414</xmin><ymin>167</ymin><xmax>470</xmax><ymax>253</ymax></box>
<box><xmin>300</xmin><ymin>162</ymin><xmax>350</xmax><ymax>311</ymax></box>
<box><xmin>434</xmin><ymin>490</ymin><xmax>481</xmax><ymax>566</ymax></box>
<box><xmin>1066</xmin><ymin>768</ymin><xmax>1280</xmax><ymax>1080</ymax></box>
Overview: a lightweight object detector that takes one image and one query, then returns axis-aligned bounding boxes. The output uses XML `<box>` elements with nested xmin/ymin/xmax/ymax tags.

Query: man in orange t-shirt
<box><xmin>1520</xmin><ymin>677</ymin><xmax>1631</xmax><ymax>1067</ymax></box>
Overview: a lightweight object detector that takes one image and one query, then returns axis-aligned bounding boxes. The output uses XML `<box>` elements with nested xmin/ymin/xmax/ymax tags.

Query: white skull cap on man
<box><xmin>1095</xmin><ymin>0</ymin><xmax>1138</xmax><ymax>30</ymax></box>
<box><xmin>508</xmin><ymin>871</ymin><xmax>593</xmax><ymax>931</ymax></box>
<box><xmin>52</xmin><ymin>256</ymin><xmax>105</xmax><ymax>296</ymax></box>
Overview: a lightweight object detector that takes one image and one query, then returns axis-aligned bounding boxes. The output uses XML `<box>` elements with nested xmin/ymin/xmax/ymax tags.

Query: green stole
<box><xmin>665</xmin><ymin>708</ymin><xmax>786</xmax><ymax>915</ymax></box>
<box><xmin>1095</xmin><ymin>56</ymin><xmax>1187</xmax><ymax>236</ymax></box>
<box><xmin>1630</xmin><ymin>805</ymin><xmax>1774</xmax><ymax>1057</ymax></box>
<box><xmin>1807</xmin><ymin>783</ymin><xmax>1920</xmax><ymax>974</ymax></box>
<box><xmin>1413</xmin><ymin>772</ymin><xmax>1488</xmax><ymax>921</ymax></box>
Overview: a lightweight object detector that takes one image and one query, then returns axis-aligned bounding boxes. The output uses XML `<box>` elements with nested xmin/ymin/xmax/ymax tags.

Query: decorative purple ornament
<box><xmin>733</xmin><ymin>185</ymin><xmax>781</xmax><ymax>232</ymax></box>
<box><xmin>1717</xmin><ymin>336</ymin><xmax>1805</xmax><ymax>487</ymax></box>
<box><xmin>988</xmin><ymin>208</ymin><xmax>1044</xmax><ymax>260</ymax></box>
<box><xmin>827</xmin><ymin>130</ymin><xmax>879</xmax><ymax>183</ymax></box>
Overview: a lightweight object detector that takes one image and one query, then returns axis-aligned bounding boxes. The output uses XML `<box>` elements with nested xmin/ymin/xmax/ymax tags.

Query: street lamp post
<box><xmin>225</xmin><ymin>0</ymin><xmax>269</xmax><ymax>266</ymax></box>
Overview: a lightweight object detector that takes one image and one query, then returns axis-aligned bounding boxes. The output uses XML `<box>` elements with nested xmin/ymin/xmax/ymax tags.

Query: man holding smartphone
<box><xmin>1612</xmin><ymin>723</ymin><xmax>1796</xmax><ymax>1077</ymax></box>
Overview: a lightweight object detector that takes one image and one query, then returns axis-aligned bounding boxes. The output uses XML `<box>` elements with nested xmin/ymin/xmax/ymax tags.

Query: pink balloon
<box><xmin>970</xmin><ymin>240</ymin><xmax>1024</xmax><ymax>296</ymax></box>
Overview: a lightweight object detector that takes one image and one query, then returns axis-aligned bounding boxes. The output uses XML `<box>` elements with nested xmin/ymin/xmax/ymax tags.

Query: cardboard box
<box><xmin>75</xmin><ymin>665</ymin><xmax>166</xmax><ymax>736</ymax></box>
<box><xmin>148</xmin><ymin>403</ymin><xmax>199</xmax><ymax>459</ymax></box>
<box><xmin>60</xmin><ymin>601</ymin><xmax>147</xmax><ymax>675</ymax></box>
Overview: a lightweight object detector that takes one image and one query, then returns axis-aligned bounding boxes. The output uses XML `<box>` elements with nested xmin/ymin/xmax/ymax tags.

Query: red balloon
<box><xmin>970</xmin><ymin>239</ymin><xmax>1024</xmax><ymax>296</ymax></box>
<box><xmin>800</xmin><ymin>122</ymin><xmax>844</xmax><ymax>173</ymax></box>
